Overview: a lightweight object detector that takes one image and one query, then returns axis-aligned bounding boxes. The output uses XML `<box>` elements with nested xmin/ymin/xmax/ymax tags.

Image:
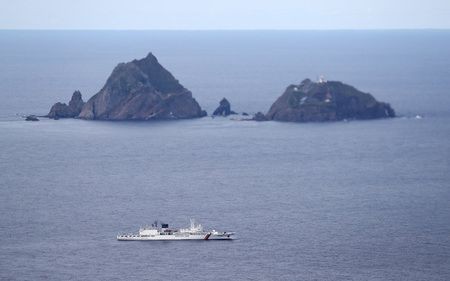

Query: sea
<box><xmin>0</xmin><ymin>30</ymin><xmax>449</xmax><ymax>281</ymax></box>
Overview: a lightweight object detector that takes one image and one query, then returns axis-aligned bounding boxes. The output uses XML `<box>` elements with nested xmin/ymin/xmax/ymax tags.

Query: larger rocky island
<box><xmin>264</xmin><ymin>78</ymin><xmax>395</xmax><ymax>122</ymax></box>
<box><xmin>48</xmin><ymin>53</ymin><xmax>206</xmax><ymax>120</ymax></box>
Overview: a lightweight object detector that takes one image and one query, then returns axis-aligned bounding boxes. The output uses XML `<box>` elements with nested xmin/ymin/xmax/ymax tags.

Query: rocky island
<box><xmin>265</xmin><ymin>79</ymin><xmax>395</xmax><ymax>122</ymax></box>
<box><xmin>48</xmin><ymin>53</ymin><xmax>206</xmax><ymax>120</ymax></box>
<box><xmin>45</xmin><ymin>54</ymin><xmax>395</xmax><ymax>123</ymax></box>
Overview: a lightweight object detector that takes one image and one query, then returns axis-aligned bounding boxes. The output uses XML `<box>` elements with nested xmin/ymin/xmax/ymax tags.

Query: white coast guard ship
<box><xmin>117</xmin><ymin>219</ymin><xmax>234</xmax><ymax>241</ymax></box>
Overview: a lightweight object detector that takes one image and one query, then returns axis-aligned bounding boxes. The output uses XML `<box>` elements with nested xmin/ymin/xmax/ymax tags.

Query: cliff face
<box><xmin>266</xmin><ymin>79</ymin><xmax>395</xmax><ymax>122</ymax></box>
<box><xmin>78</xmin><ymin>53</ymin><xmax>206</xmax><ymax>120</ymax></box>
<box><xmin>47</xmin><ymin>90</ymin><xmax>84</xmax><ymax>119</ymax></box>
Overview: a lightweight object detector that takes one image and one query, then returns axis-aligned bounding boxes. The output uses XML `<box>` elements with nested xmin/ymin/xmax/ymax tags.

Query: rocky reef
<box><xmin>47</xmin><ymin>90</ymin><xmax>85</xmax><ymax>119</ymax></box>
<box><xmin>78</xmin><ymin>53</ymin><xmax>206</xmax><ymax>120</ymax></box>
<box><xmin>212</xmin><ymin>98</ymin><xmax>236</xmax><ymax>116</ymax></box>
<box><xmin>266</xmin><ymin>79</ymin><xmax>395</xmax><ymax>122</ymax></box>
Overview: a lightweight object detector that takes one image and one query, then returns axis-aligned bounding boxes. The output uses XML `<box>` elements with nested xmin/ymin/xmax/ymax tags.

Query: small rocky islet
<box><xmin>46</xmin><ymin>53</ymin><xmax>395</xmax><ymax>123</ymax></box>
<box><xmin>47</xmin><ymin>90</ymin><xmax>84</xmax><ymax>119</ymax></box>
<box><xmin>212</xmin><ymin>98</ymin><xmax>237</xmax><ymax>116</ymax></box>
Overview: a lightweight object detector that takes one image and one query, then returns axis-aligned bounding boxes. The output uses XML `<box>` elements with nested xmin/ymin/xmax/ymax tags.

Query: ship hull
<box><xmin>117</xmin><ymin>234</ymin><xmax>233</xmax><ymax>241</ymax></box>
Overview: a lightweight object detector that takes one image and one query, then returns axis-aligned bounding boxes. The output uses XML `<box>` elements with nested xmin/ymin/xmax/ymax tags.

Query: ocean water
<box><xmin>0</xmin><ymin>31</ymin><xmax>450</xmax><ymax>281</ymax></box>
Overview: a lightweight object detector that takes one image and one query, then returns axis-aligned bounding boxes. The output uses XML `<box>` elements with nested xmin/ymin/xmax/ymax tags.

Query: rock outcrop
<box><xmin>266</xmin><ymin>79</ymin><xmax>395</xmax><ymax>122</ymax></box>
<box><xmin>78</xmin><ymin>53</ymin><xmax>206</xmax><ymax>120</ymax></box>
<box><xmin>47</xmin><ymin>90</ymin><xmax>85</xmax><ymax>119</ymax></box>
<box><xmin>212</xmin><ymin>98</ymin><xmax>236</xmax><ymax>116</ymax></box>
<box><xmin>252</xmin><ymin>112</ymin><xmax>268</xmax><ymax>121</ymax></box>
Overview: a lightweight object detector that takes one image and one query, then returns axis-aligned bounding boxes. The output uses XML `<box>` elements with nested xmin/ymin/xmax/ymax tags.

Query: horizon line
<box><xmin>1</xmin><ymin>28</ymin><xmax>450</xmax><ymax>32</ymax></box>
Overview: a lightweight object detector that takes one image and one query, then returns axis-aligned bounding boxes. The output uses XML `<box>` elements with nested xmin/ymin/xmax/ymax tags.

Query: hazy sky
<box><xmin>1</xmin><ymin>0</ymin><xmax>450</xmax><ymax>30</ymax></box>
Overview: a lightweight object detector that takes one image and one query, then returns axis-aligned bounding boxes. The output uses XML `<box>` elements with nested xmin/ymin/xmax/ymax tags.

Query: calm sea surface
<box><xmin>0</xmin><ymin>31</ymin><xmax>449</xmax><ymax>280</ymax></box>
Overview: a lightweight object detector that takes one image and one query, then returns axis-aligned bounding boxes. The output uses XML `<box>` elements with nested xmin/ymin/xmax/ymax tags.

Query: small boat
<box><xmin>117</xmin><ymin>219</ymin><xmax>234</xmax><ymax>241</ymax></box>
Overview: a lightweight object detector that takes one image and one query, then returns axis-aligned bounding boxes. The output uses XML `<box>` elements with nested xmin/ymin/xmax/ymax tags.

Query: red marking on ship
<box><xmin>204</xmin><ymin>233</ymin><xmax>211</xmax><ymax>240</ymax></box>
